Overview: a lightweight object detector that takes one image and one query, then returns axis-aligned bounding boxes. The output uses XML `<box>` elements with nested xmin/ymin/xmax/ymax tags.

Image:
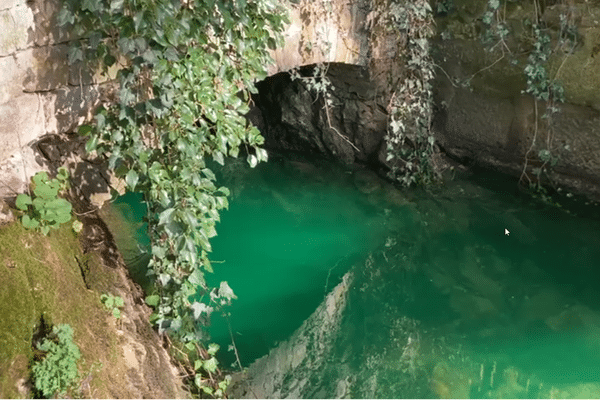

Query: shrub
<box><xmin>16</xmin><ymin>168</ymin><xmax>72</xmax><ymax>235</ymax></box>
<box><xmin>32</xmin><ymin>323</ymin><xmax>81</xmax><ymax>398</ymax></box>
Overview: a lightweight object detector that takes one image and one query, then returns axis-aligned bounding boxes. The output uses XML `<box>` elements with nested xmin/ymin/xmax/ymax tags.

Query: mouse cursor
<box><xmin>504</xmin><ymin>228</ymin><xmax>510</xmax><ymax>236</ymax></box>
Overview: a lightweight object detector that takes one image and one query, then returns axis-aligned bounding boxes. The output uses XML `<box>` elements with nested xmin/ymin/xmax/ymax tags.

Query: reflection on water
<box><xmin>106</xmin><ymin>155</ymin><xmax>600</xmax><ymax>398</ymax></box>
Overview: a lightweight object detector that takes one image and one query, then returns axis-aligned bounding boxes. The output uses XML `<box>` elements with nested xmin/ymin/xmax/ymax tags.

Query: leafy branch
<box><xmin>384</xmin><ymin>0</ymin><xmax>439</xmax><ymax>186</ymax></box>
<box><xmin>58</xmin><ymin>0</ymin><xmax>288</xmax><ymax>396</ymax></box>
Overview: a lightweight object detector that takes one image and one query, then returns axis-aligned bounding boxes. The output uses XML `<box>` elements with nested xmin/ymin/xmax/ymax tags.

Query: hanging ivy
<box><xmin>57</xmin><ymin>0</ymin><xmax>287</xmax><ymax>381</ymax></box>
<box><xmin>383</xmin><ymin>0</ymin><xmax>439</xmax><ymax>187</ymax></box>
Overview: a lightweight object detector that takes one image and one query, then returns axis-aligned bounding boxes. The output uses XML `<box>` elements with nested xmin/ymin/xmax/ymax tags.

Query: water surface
<box><xmin>108</xmin><ymin>155</ymin><xmax>600</xmax><ymax>398</ymax></box>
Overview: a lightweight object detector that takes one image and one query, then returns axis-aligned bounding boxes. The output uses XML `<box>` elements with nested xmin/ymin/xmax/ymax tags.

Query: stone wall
<box><xmin>432</xmin><ymin>0</ymin><xmax>600</xmax><ymax>199</ymax></box>
<box><xmin>0</xmin><ymin>0</ymin><xmax>114</xmax><ymax>200</ymax></box>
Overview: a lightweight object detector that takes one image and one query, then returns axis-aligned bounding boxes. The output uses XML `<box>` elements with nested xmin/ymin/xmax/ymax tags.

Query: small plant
<box><xmin>192</xmin><ymin>343</ymin><xmax>231</xmax><ymax>396</ymax></box>
<box><xmin>72</xmin><ymin>219</ymin><xmax>83</xmax><ymax>233</ymax></box>
<box><xmin>32</xmin><ymin>323</ymin><xmax>81</xmax><ymax>398</ymax></box>
<box><xmin>16</xmin><ymin>168</ymin><xmax>72</xmax><ymax>235</ymax></box>
<box><xmin>100</xmin><ymin>293</ymin><xmax>124</xmax><ymax>319</ymax></box>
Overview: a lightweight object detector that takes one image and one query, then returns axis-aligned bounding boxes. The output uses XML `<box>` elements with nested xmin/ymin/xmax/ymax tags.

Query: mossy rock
<box><xmin>0</xmin><ymin>222</ymin><xmax>114</xmax><ymax>397</ymax></box>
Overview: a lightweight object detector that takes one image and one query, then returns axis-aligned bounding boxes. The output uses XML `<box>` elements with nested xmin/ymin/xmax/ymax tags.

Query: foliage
<box><xmin>480</xmin><ymin>0</ymin><xmax>509</xmax><ymax>47</ymax></box>
<box><xmin>58</xmin><ymin>0</ymin><xmax>287</xmax><ymax>396</ymax></box>
<box><xmin>384</xmin><ymin>0</ymin><xmax>439</xmax><ymax>186</ymax></box>
<box><xmin>471</xmin><ymin>0</ymin><xmax>572</xmax><ymax>197</ymax></box>
<box><xmin>435</xmin><ymin>0</ymin><xmax>454</xmax><ymax>16</ymax></box>
<box><xmin>15</xmin><ymin>168</ymin><xmax>72</xmax><ymax>235</ymax></box>
<box><xmin>100</xmin><ymin>293</ymin><xmax>124</xmax><ymax>319</ymax></box>
<box><xmin>192</xmin><ymin>343</ymin><xmax>231</xmax><ymax>397</ymax></box>
<box><xmin>72</xmin><ymin>219</ymin><xmax>83</xmax><ymax>233</ymax></box>
<box><xmin>520</xmin><ymin>23</ymin><xmax>566</xmax><ymax>194</ymax></box>
<box><xmin>32</xmin><ymin>323</ymin><xmax>81</xmax><ymax>398</ymax></box>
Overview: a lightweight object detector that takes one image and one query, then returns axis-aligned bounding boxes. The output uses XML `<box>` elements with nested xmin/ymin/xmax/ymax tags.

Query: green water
<box><xmin>108</xmin><ymin>155</ymin><xmax>600</xmax><ymax>398</ymax></box>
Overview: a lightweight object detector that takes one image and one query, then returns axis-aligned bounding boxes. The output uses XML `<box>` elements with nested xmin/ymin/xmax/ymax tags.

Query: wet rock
<box><xmin>383</xmin><ymin>183</ymin><xmax>411</xmax><ymax>207</ymax></box>
<box><xmin>229</xmin><ymin>273</ymin><xmax>353</xmax><ymax>398</ymax></box>
<box><xmin>450</xmin><ymin>290</ymin><xmax>498</xmax><ymax>321</ymax></box>
<box><xmin>459</xmin><ymin>248</ymin><xmax>504</xmax><ymax>308</ymax></box>
<box><xmin>518</xmin><ymin>287</ymin><xmax>567</xmax><ymax>324</ymax></box>
<box><xmin>556</xmin><ymin>382</ymin><xmax>600</xmax><ymax>399</ymax></box>
<box><xmin>430</xmin><ymin>361</ymin><xmax>471</xmax><ymax>398</ymax></box>
<box><xmin>353</xmin><ymin>169</ymin><xmax>381</xmax><ymax>194</ymax></box>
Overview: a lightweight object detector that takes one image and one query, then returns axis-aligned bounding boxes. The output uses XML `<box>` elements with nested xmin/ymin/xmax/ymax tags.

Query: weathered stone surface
<box><xmin>41</xmin><ymin>83</ymin><xmax>116</xmax><ymax>134</ymax></box>
<box><xmin>432</xmin><ymin>0</ymin><xmax>600</xmax><ymax>200</ymax></box>
<box><xmin>0</xmin><ymin>0</ymin><xmax>20</xmax><ymax>11</ymax></box>
<box><xmin>0</xmin><ymin>146</ymin><xmax>47</xmax><ymax>200</ymax></box>
<box><xmin>0</xmin><ymin>93</ymin><xmax>44</xmax><ymax>161</ymax></box>
<box><xmin>253</xmin><ymin>63</ymin><xmax>388</xmax><ymax>165</ymax></box>
<box><xmin>16</xmin><ymin>44</ymin><xmax>70</xmax><ymax>92</ymax></box>
<box><xmin>268</xmin><ymin>0</ymin><xmax>369</xmax><ymax>75</ymax></box>
<box><xmin>0</xmin><ymin>199</ymin><xmax>14</xmax><ymax>225</ymax></box>
<box><xmin>69</xmin><ymin>60</ymin><xmax>120</xmax><ymax>86</ymax></box>
<box><xmin>0</xmin><ymin>55</ymin><xmax>22</xmax><ymax>104</ymax></box>
<box><xmin>230</xmin><ymin>272</ymin><xmax>353</xmax><ymax>398</ymax></box>
<box><xmin>0</xmin><ymin>4</ymin><xmax>34</xmax><ymax>56</ymax></box>
<box><xmin>28</xmin><ymin>0</ymin><xmax>71</xmax><ymax>46</ymax></box>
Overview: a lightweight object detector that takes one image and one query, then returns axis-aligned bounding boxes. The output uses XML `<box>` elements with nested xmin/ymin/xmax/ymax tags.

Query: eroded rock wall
<box><xmin>432</xmin><ymin>0</ymin><xmax>600</xmax><ymax>199</ymax></box>
<box><xmin>0</xmin><ymin>0</ymin><xmax>116</xmax><ymax>200</ymax></box>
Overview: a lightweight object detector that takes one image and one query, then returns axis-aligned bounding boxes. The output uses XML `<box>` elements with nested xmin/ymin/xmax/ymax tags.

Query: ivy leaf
<box><xmin>247</xmin><ymin>154</ymin><xmax>258</xmax><ymax>168</ymax></box>
<box><xmin>145</xmin><ymin>295</ymin><xmax>160</xmax><ymax>306</ymax></box>
<box><xmin>191</xmin><ymin>302</ymin><xmax>213</xmax><ymax>320</ymax></box>
<box><xmin>207</xmin><ymin>343</ymin><xmax>220</xmax><ymax>356</ymax></box>
<box><xmin>213</xmin><ymin>152</ymin><xmax>224</xmax><ymax>166</ymax></box>
<box><xmin>204</xmin><ymin>357</ymin><xmax>219</xmax><ymax>374</ymax></box>
<box><xmin>158</xmin><ymin>208</ymin><xmax>175</xmax><ymax>226</ymax></box>
<box><xmin>125</xmin><ymin>170</ymin><xmax>139</xmax><ymax>190</ymax></box>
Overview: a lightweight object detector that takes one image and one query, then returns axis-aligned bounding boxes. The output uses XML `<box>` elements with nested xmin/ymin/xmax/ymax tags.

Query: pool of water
<box><xmin>105</xmin><ymin>154</ymin><xmax>600</xmax><ymax>398</ymax></box>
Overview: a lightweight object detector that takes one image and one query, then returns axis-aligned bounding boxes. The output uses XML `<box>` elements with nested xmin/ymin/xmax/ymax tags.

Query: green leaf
<box><xmin>213</xmin><ymin>152</ymin><xmax>225</xmax><ymax>165</ymax></box>
<box><xmin>145</xmin><ymin>295</ymin><xmax>160</xmax><ymax>306</ymax></box>
<box><xmin>125</xmin><ymin>170</ymin><xmax>139</xmax><ymax>190</ymax></box>
<box><xmin>72</xmin><ymin>220</ymin><xmax>83</xmax><ymax>233</ymax></box>
<box><xmin>57</xmin><ymin>167</ymin><xmax>69</xmax><ymax>181</ymax></box>
<box><xmin>207</xmin><ymin>343</ymin><xmax>220</xmax><ymax>356</ymax></box>
<box><xmin>203</xmin><ymin>357</ymin><xmax>218</xmax><ymax>374</ymax></box>
<box><xmin>85</xmin><ymin>136</ymin><xmax>99</xmax><ymax>153</ymax></box>
<box><xmin>247</xmin><ymin>154</ymin><xmax>258</xmax><ymax>168</ymax></box>
<box><xmin>114</xmin><ymin>296</ymin><xmax>124</xmax><ymax>308</ymax></box>
<box><xmin>16</xmin><ymin>194</ymin><xmax>32</xmax><ymax>211</ymax></box>
<box><xmin>112</xmin><ymin>308</ymin><xmax>121</xmax><ymax>319</ymax></box>
<box><xmin>185</xmin><ymin>342</ymin><xmax>196</xmax><ymax>352</ymax></box>
<box><xmin>22</xmin><ymin>214</ymin><xmax>39</xmax><ymax>229</ymax></box>
<box><xmin>158</xmin><ymin>208</ymin><xmax>175</xmax><ymax>225</ymax></box>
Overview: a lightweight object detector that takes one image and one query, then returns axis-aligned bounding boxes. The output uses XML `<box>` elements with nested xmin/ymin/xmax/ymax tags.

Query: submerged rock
<box><xmin>230</xmin><ymin>272</ymin><xmax>354</xmax><ymax>398</ymax></box>
<box><xmin>353</xmin><ymin>169</ymin><xmax>382</xmax><ymax>194</ymax></box>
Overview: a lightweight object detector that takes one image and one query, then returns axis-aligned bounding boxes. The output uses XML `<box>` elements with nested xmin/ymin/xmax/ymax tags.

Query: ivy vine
<box><xmin>384</xmin><ymin>0</ymin><xmax>439</xmax><ymax>187</ymax></box>
<box><xmin>57</xmin><ymin>0</ymin><xmax>287</xmax><ymax>395</ymax></box>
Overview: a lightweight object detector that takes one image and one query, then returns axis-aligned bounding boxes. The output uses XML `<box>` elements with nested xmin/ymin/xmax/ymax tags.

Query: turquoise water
<box><xmin>107</xmin><ymin>155</ymin><xmax>600</xmax><ymax>398</ymax></box>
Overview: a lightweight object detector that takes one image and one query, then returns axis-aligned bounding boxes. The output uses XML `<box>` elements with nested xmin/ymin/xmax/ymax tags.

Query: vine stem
<box><xmin>226</xmin><ymin>314</ymin><xmax>244</xmax><ymax>372</ymax></box>
<box><xmin>323</xmin><ymin>102</ymin><xmax>360</xmax><ymax>152</ymax></box>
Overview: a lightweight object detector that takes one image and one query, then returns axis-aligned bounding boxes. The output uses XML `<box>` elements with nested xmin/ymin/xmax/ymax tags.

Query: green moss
<box><xmin>0</xmin><ymin>222</ymin><xmax>117</xmax><ymax>398</ymax></box>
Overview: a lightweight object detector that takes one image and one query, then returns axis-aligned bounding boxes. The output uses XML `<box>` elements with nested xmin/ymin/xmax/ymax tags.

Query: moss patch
<box><xmin>0</xmin><ymin>222</ymin><xmax>122</xmax><ymax>398</ymax></box>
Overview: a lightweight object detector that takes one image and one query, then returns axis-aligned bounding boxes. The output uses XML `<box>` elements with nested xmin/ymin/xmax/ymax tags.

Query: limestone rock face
<box><xmin>251</xmin><ymin>63</ymin><xmax>389</xmax><ymax>166</ymax></box>
<box><xmin>432</xmin><ymin>0</ymin><xmax>600</xmax><ymax>200</ymax></box>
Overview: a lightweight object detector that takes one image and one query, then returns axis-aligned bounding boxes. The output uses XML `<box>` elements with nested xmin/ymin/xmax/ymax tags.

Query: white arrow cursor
<box><xmin>505</xmin><ymin>228</ymin><xmax>510</xmax><ymax>236</ymax></box>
